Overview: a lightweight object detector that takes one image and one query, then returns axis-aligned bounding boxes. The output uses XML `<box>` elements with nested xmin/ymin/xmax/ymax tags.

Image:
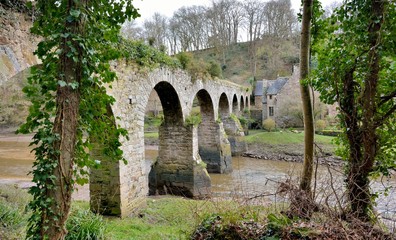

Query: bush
<box><xmin>0</xmin><ymin>186</ymin><xmax>31</xmax><ymax>239</ymax></box>
<box><xmin>207</xmin><ymin>60</ymin><xmax>222</xmax><ymax>78</ymax></box>
<box><xmin>66</xmin><ymin>208</ymin><xmax>105</xmax><ymax>240</ymax></box>
<box><xmin>263</xmin><ymin>118</ymin><xmax>276</xmax><ymax>132</ymax></box>
<box><xmin>185</xmin><ymin>113</ymin><xmax>202</xmax><ymax>126</ymax></box>
<box><xmin>315</xmin><ymin>119</ymin><xmax>327</xmax><ymax>131</ymax></box>
<box><xmin>175</xmin><ymin>52</ymin><xmax>192</xmax><ymax>70</ymax></box>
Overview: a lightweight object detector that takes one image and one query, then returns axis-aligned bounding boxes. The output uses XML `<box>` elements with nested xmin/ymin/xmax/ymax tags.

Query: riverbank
<box><xmin>243</xmin><ymin>130</ymin><xmax>344</xmax><ymax>167</ymax></box>
<box><xmin>1</xmin><ymin>185</ymin><xmax>393</xmax><ymax>239</ymax></box>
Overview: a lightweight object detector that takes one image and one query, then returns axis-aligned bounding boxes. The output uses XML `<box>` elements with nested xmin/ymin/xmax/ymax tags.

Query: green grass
<box><xmin>246</xmin><ymin>130</ymin><xmax>335</xmax><ymax>146</ymax></box>
<box><xmin>105</xmin><ymin>197</ymin><xmax>270</xmax><ymax>240</ymax></box>
<box><xmin>144</xmin><ymin>131</ymin><xmax>159</xmax><ymax>139</ymax></box>
<box><xmin>0</xmin><ymin>185</ymin><xmax>31</xmax><ymax>240</ymax></box>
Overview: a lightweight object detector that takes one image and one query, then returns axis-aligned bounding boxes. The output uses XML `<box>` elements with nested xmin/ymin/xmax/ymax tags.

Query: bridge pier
<box><xmin>149</xmin><ymin>124</ymin><xmax>211</xmax><ymax>197</ymax></box>
<box><xmin>198</xmin><ymin>121</ymin><xmax>232</xmax><ymax>173</ymax></box>
<box><xmin>223</xmin><ymin>116</ymin><xmax>248</xmax><ymax>156</ymax></box>
<box><xmin>90</xmin><ymin>144</ymin><xmax>122</xmax><ymax>216</ymax></box>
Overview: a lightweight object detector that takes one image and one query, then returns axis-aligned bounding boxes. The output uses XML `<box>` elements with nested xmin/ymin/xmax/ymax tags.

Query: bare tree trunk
<box><xmin>41</xmin><ymin>1</ymin><xmax>85</xmax><ymax>238</ymax></box>
<box><xmin>299</xmin><ymin>0</ymin><xmax>314</xmax><ymax>192</ymax></box>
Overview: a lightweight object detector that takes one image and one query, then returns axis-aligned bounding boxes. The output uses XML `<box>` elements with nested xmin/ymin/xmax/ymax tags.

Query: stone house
<box><xmin>253</xmin><ymin>76</ymin><xmax>289</xmax><ymax>126</ymax></box>
<box><xmin>252</xmin><ymin>67</ymin><xmax>301</xmax><ymax>128</ymax></box>
<box><xmin>251</xmin><ymin>66</ymin><xmax>337</xmax><ymax>128</ymax></box>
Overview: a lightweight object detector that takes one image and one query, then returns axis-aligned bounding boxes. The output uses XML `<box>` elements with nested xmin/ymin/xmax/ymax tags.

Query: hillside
<box><xmin>190</xmin><ymin>35</ymin><xmax>300</xmax><ymax>86</ymax></box>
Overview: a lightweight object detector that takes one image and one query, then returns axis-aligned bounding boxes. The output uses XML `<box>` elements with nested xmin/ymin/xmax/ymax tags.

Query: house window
<box><xmin>269</xmin><ymin>95</ymin><xmax>272</xmax><ymax>100</ymax></box>
<box><xmin>269</xmin><ymin>106</ymin><xmax>274</xmax><ymax>116</ymax></box>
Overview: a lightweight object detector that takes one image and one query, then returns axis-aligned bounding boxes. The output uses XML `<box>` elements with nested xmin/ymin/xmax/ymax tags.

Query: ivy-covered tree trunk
<box><xmin>41</xmin><ymin>1</ymin><xmax>85</xmax><ymax>238</ymax></box>
<box><xmin>346</xmin><ymin>0</ymin><xmax>383</xmax><ymax>220</ymax></box>
<box><xmin>299</xmin><ymin>0</ymin><xmax>314</xmax><ymax>193</ymax></box>
<box><xmin>19</xmin><ymin>0</ymin><xmax>138</xmax><ymax>239</ymax></box>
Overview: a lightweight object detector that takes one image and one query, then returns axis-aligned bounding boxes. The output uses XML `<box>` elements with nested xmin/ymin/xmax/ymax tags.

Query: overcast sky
<box><xmin>132</xmin><ymin>0</ymin><xmax>339</xmax><ymax>24</ymax></box>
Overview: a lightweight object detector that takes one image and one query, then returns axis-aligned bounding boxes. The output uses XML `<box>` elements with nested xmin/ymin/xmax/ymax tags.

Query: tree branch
<box><xmin>375</xmin><ymin>103</ymin><xmax>396</xmax><ymax>128</ymax></box>
<box><xmin>379</xmin><ymin>90</ymin><xmax>396</xmax><ymax>107</ymax></box>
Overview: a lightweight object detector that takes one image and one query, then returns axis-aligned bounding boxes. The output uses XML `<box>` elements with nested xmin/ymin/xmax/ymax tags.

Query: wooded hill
<box><xmin>189</xmin><ymin>35</ymin><xmax>300</xmax><ymax>85</ymax></box>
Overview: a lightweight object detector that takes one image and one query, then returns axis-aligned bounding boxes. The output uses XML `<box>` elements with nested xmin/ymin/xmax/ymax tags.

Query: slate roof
<box><xmin>267</xmin><ymin>77</ymin><xmax>288</xmax><ymax>95</ymax></box>
<box><xmin>254</xmin><ymin>80</ymin><xmax>263</xmax><ymax>96</ymax></box>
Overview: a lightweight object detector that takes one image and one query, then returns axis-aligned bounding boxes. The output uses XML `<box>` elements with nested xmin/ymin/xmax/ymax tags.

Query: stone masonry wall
<box><xmin>223</xmin><ymin>116</ymin><xmax>248</xmax><ymax>156</ymax></box>
<box><xmin>151</xmin><ymin>124</ymin><xmax>211</xmax><ymax>197</ymax></box>
<box><xmin>0</xmin><ymin>7</ymin><xmax>39</xmax><ymax>85</ymax></box>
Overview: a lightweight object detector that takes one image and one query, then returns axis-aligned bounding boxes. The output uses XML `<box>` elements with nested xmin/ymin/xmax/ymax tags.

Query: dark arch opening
<box><xmin>240</xmin><ymin>95</ymin><xmax>245</xmax><ymax>112</ymax></box>
<box><xmin>219</xmin><ymin>93</ymin><xmax>229</xmax><ymax>119</ymax></box>
<box><xmin>245</xmin><ymin>96</ymin><xmax>249</xmax><ymax>109</ymax></box>
<box><xmin>154</xmin><ymin>82</ymin><xmax>183</xmax><ymax>125</ymax></box>
<box><xmin>232</xmin><ymin>94</ymin><xmax>238</xmax><ymax>115</ymax></box>
<box><xmin>195</xmin><ymin>89</ymin><xmax>215</xmax><ymax>122</ymax></box>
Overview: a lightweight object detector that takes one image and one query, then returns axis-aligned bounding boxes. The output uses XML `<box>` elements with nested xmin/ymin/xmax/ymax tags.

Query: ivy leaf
<box><xmin>70</xmin><ymin>9</ymin><xmax>81</xmax><ymax>18</ymax></box>
<box><xmin>69</xmin><ymin>82</ymin><xmax>79</xmax><ymax>89</ymax></box>
<box><xmin>58</xmin><ymin>80</ymin><xmax>67</xmax><ymax>87</ymax></box>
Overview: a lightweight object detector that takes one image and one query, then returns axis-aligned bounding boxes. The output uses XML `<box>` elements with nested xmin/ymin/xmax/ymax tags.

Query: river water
<box><xmin>1</xmin><ymin>135</ymin><xmax>395</xmax><ymax>224</ymax></box>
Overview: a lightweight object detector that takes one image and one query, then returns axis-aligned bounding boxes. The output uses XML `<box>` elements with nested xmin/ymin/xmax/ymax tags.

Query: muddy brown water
<box><xmin>1</xmin><ymin>134</ymin><xmax>395</xmax><ymax>222</ymax></box>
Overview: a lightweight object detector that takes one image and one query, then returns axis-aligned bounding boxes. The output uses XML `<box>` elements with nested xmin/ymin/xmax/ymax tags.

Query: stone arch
<box><xmin>195</xmin><ymin>89</ymin><xmax>232</xmax><ymax>173</ymax></box>
<box><xmin>149</xmin><ymin>83</ymin><xmax>211</xmax><ymax>198</ymax></box>
<box><xmin>195</xmin><ymin>89</ymin><xmax>215</xmax><ymax>122</ymax></box>
<box><xmin>219</xmin><ymin>93</ymin><xmax>230</xmax><ymax>118</ymax></box>
<box><xmin>232</xmin><ymin>94</ymin><xmax>238</xmax><ymax>115</ymax></box>
<box><xmin>154</xmin><ymin>81</ymin><xmax>183</xmax><ymax>124</ymax></box>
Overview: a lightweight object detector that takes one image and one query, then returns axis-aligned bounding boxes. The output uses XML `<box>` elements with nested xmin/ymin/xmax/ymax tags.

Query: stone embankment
<box><xmin>242</xmin><ymin>151</ymin><xmax>344</xmax><ymax>167</ymax></box>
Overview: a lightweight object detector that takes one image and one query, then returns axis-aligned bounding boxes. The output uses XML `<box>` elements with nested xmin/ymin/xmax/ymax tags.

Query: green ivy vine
<box><xmin>17</xmin><ymin>0</ymin><xmax>139</xmax><ymax>238</ymax></box>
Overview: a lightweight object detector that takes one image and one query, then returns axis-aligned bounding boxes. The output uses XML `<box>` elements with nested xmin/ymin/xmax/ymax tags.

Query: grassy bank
<box><xmin>245</xmin><ymin>130</ymin><xmax>336</xmax><ymax>156</ymax></box>
<box><xmin>0</xmin><ymin>185</ymin><xmax>272</xmax><ymax>239</ymax></box>
<box><xmin>2</xmin><ymin>185</ymin><xmax>392</xmax><ymax>239</ymax></box>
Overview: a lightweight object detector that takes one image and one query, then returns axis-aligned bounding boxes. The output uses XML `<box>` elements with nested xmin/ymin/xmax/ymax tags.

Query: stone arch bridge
<box><xmin>90</xmin><ymin>63</ymin><xmax>251</xmax><ymax>217</ymax></box>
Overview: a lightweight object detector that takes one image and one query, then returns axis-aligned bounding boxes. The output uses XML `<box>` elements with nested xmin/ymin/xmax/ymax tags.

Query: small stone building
<box><xmin>251</xmin><ymin>66</ymin><xmax>302</xmax><ymax>128</ymax></box>
<box><xmin>252</xmin><ymin>66</ymin><xmax>337</xmax><ymax>128</ymax></box>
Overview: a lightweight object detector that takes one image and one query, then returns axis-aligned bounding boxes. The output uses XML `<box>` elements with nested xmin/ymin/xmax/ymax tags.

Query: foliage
<box><xmin>175</xmin><ymin>51</ymin><xmax>192</xmax><ymax>70</ymax></box>
<box><xmin>311</xmin><ymin>0</ymin><xmax>396</xmax><ymax>219</ymax></box>
<box><xmin>185</xmin><ymin>113</ymin><xmax>202</xmax><ymax>127</ymax></box>
<box><xmin>238</xmin><ymin>116</ymin><xmax>250</xmax><ymax>127</ymax></box>
<box><xmin>0</xmin><ymin>186</ymin><xmax>30</xmax><ymax>239</ymax></box>
<box><xmin>207</xmin><ymin>60</ymin><xmax>223</xmax><ymax>78</ymax></box>
<box><xmin>120</xmin><ymin>39</ymin><xmax>180</xmax><ymax>69</ymax></box>
<box><xmin>315</xmin><ymin>119</ymin><xmax>326</xmax><ymax>131</ymax></box>
<box><xmin>263</xmin><ymin>118</ymin><xmax>276</xmax><ymax>132</ymax></box>
<box><xmin>144</xmin><ymin>113</ymin><xmax>164</xmax><ymax>131</ymax></box>
<box><xmin>176</xmin><ymin>51</ymin><xmax>226</xmax><ymax>81</ymax></box>
<box><xmin>65</xmin><ymin>207</ymin><xmax>105</xmax><ymax>240</ymax></box>
<box><xmin>17</xmin><ymin>0</ymin><xmax>138</xmax><ymax>238</ymax></box>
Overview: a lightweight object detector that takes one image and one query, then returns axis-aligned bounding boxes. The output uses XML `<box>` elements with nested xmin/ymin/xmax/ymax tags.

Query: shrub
<box><xmin>175</xmin><ymin>52</ymin><xmax>192</xmax><ymax>70</ymax></box>
<box><xmin>263</xmin><ymin>118</ymin><xmax>276</xmax><ymax>132</ymax></box>
<box><xmin>315</xmin><ymin>119</ymin><xmax>327</xmax><ymax>131</ymax></box>
<box><xmin>66</xmin><ymin>208</ymin><xmax>105</xmax><ymax>240</ymax></box>
<box><xmin>207</xmin><ymin>60</ymin><xmax>222</xmax><ymax>78</ymax></box>
<box><xmin>0</xmin><ymin>186</ymin><xmax>31</xmax><ymax>239</ymax></box>
<box><xmin>185</xmin><ymin>113</ymin><xmax>202</xmax><ymax>126</ymax></box>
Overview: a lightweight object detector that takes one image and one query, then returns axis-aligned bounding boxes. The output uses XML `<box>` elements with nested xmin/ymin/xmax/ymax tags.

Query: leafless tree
<box><xmin>263</xmin><ymin>0</ymin><xmax>296</xmax><ymax>38</ymax></box>
<box><xmin>121</xmin><ymin>19</ymin><xmax>143</xmax><ymax>40</ymax></box>
<box><xmin>143</xmin><ymin>12</ymin><xmax>168</xmax><ymax>49</ymax></box>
